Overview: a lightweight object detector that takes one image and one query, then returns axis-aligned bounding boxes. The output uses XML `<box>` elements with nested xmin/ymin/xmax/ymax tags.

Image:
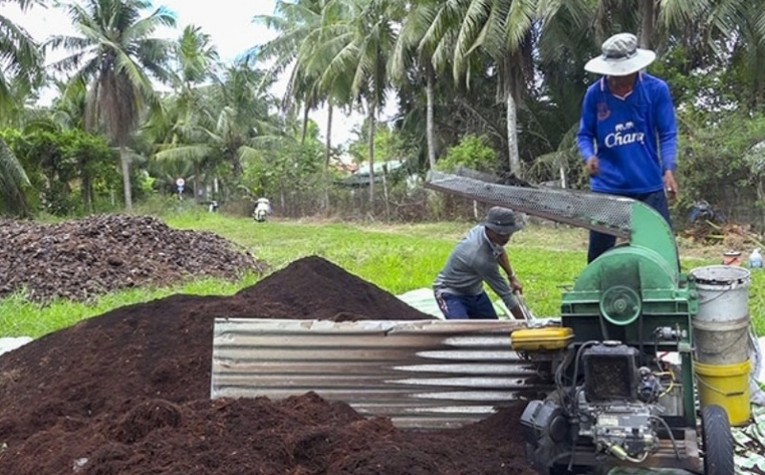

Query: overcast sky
<box><xmin>0</xmin><ymin>0</ymin><xmax>382</xmax><ymax>146</ymax></box>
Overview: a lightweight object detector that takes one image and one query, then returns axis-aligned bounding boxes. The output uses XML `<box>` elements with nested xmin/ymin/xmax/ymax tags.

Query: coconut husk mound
<box><xmin>0</xmin><ymin>214</ymin><xmax>267</xmax><ymax>302</ymax></box>
<box><xmin>232</xmin><ymin>255</ymin><xmax>433</xmax><ymax>321</ymax></box>
<box><xmin>0</xmin><ymin>256</ymin><xmax>534</xmax><ymax>474</ymax></box>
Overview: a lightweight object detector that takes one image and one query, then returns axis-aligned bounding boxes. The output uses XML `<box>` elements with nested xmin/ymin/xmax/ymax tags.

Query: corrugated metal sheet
<box><xmin>211</xmin><ymin>318</ymin><xmax>555</xmax><ymax>429</ymax></box>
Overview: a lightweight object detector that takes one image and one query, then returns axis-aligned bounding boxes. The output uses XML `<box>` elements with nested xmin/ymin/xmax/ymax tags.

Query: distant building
<box><xmin>329</xmin><ymin>153</ymin><xmax>358</xmax><ymax>173</ymax></box>
<box><xmin>338</xmin><ymin>160</ymin><xmax>405</xmax><ymax>187</ymax></box>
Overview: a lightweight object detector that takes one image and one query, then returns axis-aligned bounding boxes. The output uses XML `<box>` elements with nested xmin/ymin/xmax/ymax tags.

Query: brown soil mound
<box><xmin>233</xmin><ymin>255</ymin><xmax>433</xmax><ymax>320</ymax></box>
<box><xmin>0</xmin><ymin>255</ymin><xmax>534</xmax><ymax>474</ymax></box>
<box><xmin>0</xmin><ymin>215</ymin><xmax>267</xmax><ymax>302</ymax></box>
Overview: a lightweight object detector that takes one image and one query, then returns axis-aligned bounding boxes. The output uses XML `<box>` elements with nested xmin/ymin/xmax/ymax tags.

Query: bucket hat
<box><xmin>483</xmin><ymin>207</ymin><xmax>524</xmax><ymax>235</ymax></box>
<box><xmin>584</xmin><ymin>33</ymin><xmax>656</xmax><ymax>76</ymax></box>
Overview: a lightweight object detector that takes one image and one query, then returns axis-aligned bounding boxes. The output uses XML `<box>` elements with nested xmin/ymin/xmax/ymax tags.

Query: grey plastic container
<box><xmin>690</xmin><ymin>265</ymin><xmax>751</xmax><ymax>365</ymax></box>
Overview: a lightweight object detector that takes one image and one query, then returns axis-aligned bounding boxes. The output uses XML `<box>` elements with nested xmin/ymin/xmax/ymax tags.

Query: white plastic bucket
<box><xmin>690</xmin><ymin>265</ymin><xmax>751</xmax><ymax>365</ymax></box>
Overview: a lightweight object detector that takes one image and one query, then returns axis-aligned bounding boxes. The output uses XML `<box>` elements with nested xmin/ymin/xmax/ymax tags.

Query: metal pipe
<box><xmin>650</xmin><ymin>415</ymin><xmax>681</xmax><ymax>459</ymax></box>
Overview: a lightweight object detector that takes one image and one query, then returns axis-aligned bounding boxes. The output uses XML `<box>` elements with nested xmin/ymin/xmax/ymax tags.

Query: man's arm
<box><xmin>484</xmin><ymin>266</ymin><xmax>526</xmax><ymax>320</ymax></box>
<box><xmin>577</xmin><ymin>88</ymin><xmax>600</xmax><ymax>175</ymax></box>
<box><xmin>498</xmin><ymin>252</ymin><xmax>522</xmax><ymax>293</ymax></box>
<box><xmin>656</xmin><ymin>81</ymin><xmax>679</xmax><ymax>196</ymax></box>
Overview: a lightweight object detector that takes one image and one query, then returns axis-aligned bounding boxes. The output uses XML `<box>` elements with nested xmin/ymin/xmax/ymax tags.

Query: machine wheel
<box><xmin>701</xmin><ymin>405</ymin><xmax>734</xmax><ymax>475</ymax></box>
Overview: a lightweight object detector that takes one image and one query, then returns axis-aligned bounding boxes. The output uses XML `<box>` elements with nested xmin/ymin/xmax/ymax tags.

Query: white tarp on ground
<box><xmin>396</xmin><ymin>288</ymin><xmax>444</xmax><ymax>319</ymax></box>
<box><xmin>396</xmin><ymin>287</ymin><xmax>523</xmax><ymax>320</ymax></box>
<box><xmin>0</xmin><ymin>336</ymin><xmax>32</xmax><ymax>356</ymax></box>
<box><xmin>734</xmin><ymin>405</ymin><xmax>765</xmax><ymax>473</ymax></box>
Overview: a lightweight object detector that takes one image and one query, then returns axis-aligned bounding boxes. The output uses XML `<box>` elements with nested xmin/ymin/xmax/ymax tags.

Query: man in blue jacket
<box><xmin>577</xmin><ymin>33</ymin><xmax>679</xmax><ymax>263</ymax></box>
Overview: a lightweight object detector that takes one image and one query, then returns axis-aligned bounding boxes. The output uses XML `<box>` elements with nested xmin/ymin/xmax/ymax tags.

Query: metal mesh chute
<box><xmin>425</xmin><ymin>170</ymin><xmax>635</xmax><ymax>238</ymax></box>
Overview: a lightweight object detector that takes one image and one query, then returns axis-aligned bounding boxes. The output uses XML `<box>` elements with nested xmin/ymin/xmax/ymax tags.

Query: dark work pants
<box><xmin>587</xmin><ymin>190</ymin><xmax>672</xmax><ymax>263</ymax></box>
<box><xmin>435</xmin><ymin>291</ymin><xmax>498</xmax><ymax>319</ymax></box>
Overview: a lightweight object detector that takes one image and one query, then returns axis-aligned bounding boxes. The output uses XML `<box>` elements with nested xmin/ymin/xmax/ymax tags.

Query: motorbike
<box><xmin>253</xmin><ymin>198</ymin><xmax>271</xmax><ymax>222</ymax></box>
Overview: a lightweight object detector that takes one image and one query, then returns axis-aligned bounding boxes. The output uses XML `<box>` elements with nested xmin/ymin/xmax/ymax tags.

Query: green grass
<box><xmin>1</xmin><ymin>209</ymin><xmax>763</xmax><ymax>338</ymax></box>
<box><xmin>0</xmin><ymin>273</ymin><xmax>261</xmax><ymax>339</ymax></box>
<box><xmin>163</xmin><ymin>213</ymin><xmax>590</xmax><ymax>315</ymax></box>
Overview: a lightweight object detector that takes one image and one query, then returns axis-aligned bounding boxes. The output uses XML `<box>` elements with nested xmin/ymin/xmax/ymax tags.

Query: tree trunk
<box><xmin>301</xmin><ymin>104</ymin><xmax>310</xmax><ymax>145</ymax></box>
<box><xmin>367</xmin><ymin>99</ymin><xmax>376</xmax><ymax>203</ymax></box>
<box><xmin>426</xmin><ymin>66</ymin><xmax>437</xmax><ymax>170</ymax></box>
<box><xmin>231</xmin><ymin>156</ymin><xmax>243</xmax><ymax>182</ymax></box>
<box><xmin>119</xmin><ymin>146</ymin><xmax>133</xmax><ymax>211</ymax></box>
<box><xmin>639</xmin><ymin>0</ymin><xmax>656</xmax><ymax>49</ymax></box>
<box><xmin>755</xmin><ymin>47</ymin><xmax>765</xmax><ymax>110</ymax></box>
<box><xmin>505</xmin><ymin>92</ymin><xmax>521</xmax><ymax>176</ymax></box>
<box><xmin>382</xmin><ymin>162</ymin><xmax>390</xmax><ymax>219</ymax></box>
<box><xmin>82</xmin><ymin>173</ymin><xmax>93</xmax><ymax>212</ymax></box>
<box><xmin>193</xmin><ymin>162</ymin><xmax>202</xmax><ymax>203</ymax></box>
<box><xmin>325</xmin><ymin>103</ymin><xmax>333</xmax><ymax>167</ymax></box>
<box><xmin>323</xmin><ymin>103</ymin><xmax>333</xmax><ymax>210</ymax></box>
<box><xmin>279</xmin><ymin>179</ymin><xmax>286</xmax><ymax>212</ymax></box>
<box><xmin>79</xmin><ymin>158</ymin><xmax>93</xmax><ymax>212</ymax></box>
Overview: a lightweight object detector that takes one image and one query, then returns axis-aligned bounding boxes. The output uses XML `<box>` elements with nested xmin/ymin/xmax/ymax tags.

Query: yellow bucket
<box><xmin>694</xmin><ymin>359</ymin><xmax>752</xmax><ymax>426</ymax></box>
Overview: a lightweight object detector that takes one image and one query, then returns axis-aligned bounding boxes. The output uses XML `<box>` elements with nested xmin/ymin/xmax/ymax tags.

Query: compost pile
<box><xmin>0</xmin><ymin>255</ymin><xmax>534</xmax><ymax>475</ymax></box>
<box><xmin>0</xmin><ymin>215</ymin><xmax>267</xmax><ymax>302</ymax></box>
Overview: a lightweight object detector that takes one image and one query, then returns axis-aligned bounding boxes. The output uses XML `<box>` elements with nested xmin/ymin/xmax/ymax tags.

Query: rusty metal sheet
<box><xmin>211</xmin><ymin>318</ymin><xmax>556</xmax><ymax>429</ymax></box>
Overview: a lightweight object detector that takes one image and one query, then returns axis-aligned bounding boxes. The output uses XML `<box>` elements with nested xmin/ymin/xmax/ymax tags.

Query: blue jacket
<box><xmin>577</xmin><ymin>73</ymin><xmax>677</xmax><ymax>194</ymax></box>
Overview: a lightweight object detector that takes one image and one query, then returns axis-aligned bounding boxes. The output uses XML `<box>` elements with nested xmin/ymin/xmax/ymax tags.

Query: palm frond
<box><xmin>453</xmin><ymin>0</ymin><xmax>492</xmax><ymax>81</ymax></box>
<box><xmin>0</xmin><ymin>137</ymin><xmax>30</xmax><ymax>215</ymax></box>
<box><xmin>154</xmin><ymin>144</ymin><xmax>213</xmax><ymax>163</ymax></box>
<box><xmin>504</xmin><ymin>0</ymin><xmax>535</xmax><ymax>52</ymax></box>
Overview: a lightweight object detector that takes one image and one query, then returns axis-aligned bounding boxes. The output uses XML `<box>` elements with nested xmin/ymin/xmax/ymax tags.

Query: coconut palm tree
<box><xmin>0</xmin><ymin>0</ymin><xmax>42</xmax><ymax>113</ymax></box>
<box><xmin>213</xmin><ymin>63</ymin><xmax>278</xmax><ymax>181</ymax></box>
<box><xmin>733</xmin><ymin>4</ymin><xmax>765</xmax><ymax>110</ymax></box>
<box><xmin>255</xmin><ymin>0</ymin><xmax>353</xmax><ymax>209</ymax></box>
<box><xmin>655</xmin><ymin>0</ymin><xmax>765</xmax><ymax>111</ymax></box>
<box><xmin>254</xmin><ymin>0</ymin><xmax>327</xmax><ymax>144</ymax></box>
<box><xmin>46</xmin><ymin>0</ymin><xmax>176</xmax><ymax>211</ymax></box>
<box><xmin>391</xmin><ymin>0</ymin><xmax>447</xmax><ymax>171</ymax></box>
<box><xmin>318</xmin><ymin>0</ymin><xmax>400</xmax><ymax>202</ymax></box>
<box><xmin>174</xmin><ymin>25</ymin><xmax>219</xmax><ymax>89</ymax></box>
<box><xmin>152</xmin><ymin>62</ymin><xmax>278</xmax><ymax>202</ymax></box>
<box><xmin>0</xmin><ymin>136</ymin><xmax>30</xmax><ymax>215</ymax></box>
<box><xmin>0</xmin><ymin>0</ymin><xmax>44</xmax><ymax>215</ymax></box>
<box><xmin>578</xmin><ymin>0</ymin><xmax>765</xmax><ymax>113</ymax></box>
<box><xmin>150</xmin><ymin>25</ymin><xmax>220</xmax><ymax>202</ymax></box>
<box><xmin>447</xmin><ymin>0</ymin><xmax>538</xmax><ymax>176</ymax></box>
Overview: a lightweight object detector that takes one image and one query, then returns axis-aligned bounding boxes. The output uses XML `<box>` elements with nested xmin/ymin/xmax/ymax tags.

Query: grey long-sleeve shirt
<box><xmin>433</xmin><ymin>225</ymin><xmax>518</xmax><ymax>310</ymax></box>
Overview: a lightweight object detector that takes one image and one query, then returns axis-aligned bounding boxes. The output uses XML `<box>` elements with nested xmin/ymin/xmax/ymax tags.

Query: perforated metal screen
<box><xmin>425</xmin><ymin>171</ymin><xmax>635</xmax><ymax>238</ymax></box>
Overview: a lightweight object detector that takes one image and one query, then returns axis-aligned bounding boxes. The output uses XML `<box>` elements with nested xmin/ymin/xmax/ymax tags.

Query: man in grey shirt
<box><xmin>434</xmin><ymin>207</ymin><xmax>525</xmax><ymax>320</ymax></box>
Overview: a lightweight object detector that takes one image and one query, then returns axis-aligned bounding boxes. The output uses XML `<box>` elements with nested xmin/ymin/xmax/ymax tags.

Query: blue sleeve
<box><xmin>577</xmin><ymin>88</ymin><xmax>597</xmax><ymax>161</ymax></box>
<box><xmin>655</xmin><ymin>82</ymin><xmax>678</xmax><ymax>172</ymax></box>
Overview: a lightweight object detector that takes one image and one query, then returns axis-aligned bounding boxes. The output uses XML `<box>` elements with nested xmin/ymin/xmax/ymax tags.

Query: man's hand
<box><xmin>510</xmin><ymin>275</ymin><xmax>523</xmax><ymax>294</ymax></box>
<box><xmin>586</xmin><ymin>156</ymin><xmax>599</xmax><ymax>176</ymax></box>
<box><xmin>664</xmin><ymin>170</ymin><xmax>679</xmax><ymax>203</ymax></box>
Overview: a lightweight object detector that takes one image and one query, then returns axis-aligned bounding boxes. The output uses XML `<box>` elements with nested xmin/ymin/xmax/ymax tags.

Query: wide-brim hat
<box><xmin>483</xmin><ymin>206</ymin><xmax>524</xmax><ymax>236</ymax></box>
<box><xmin>584</xmin><ymin>33</ymin><xmax>656</xmax><ymax>76</ymax></box>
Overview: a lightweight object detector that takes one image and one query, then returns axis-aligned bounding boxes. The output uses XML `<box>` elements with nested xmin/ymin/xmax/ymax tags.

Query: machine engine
<box><xmin>521</xmin><ymin>341</ymin><xmax>672</xmax><ymax>471</ymax></box>
<box><xmin>425</xmin><ymin>170</ymin><xmax>727</xmax><ymax>474</ymax></box>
